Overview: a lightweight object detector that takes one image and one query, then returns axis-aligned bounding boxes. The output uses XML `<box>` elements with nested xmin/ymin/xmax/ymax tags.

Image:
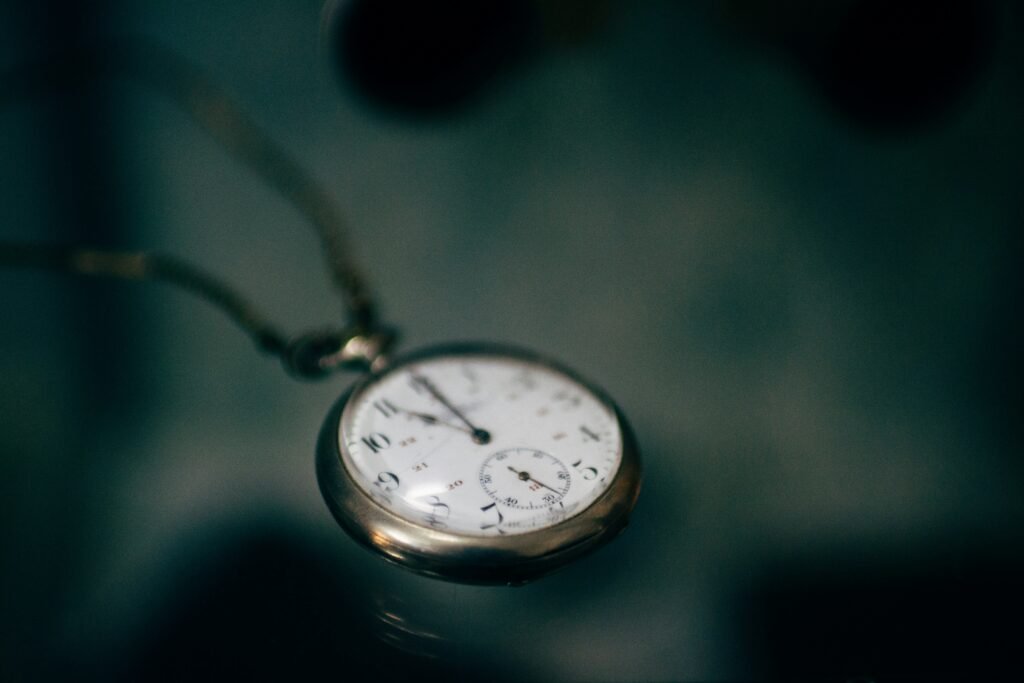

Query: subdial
<box><xmin>479</xmin><ymin>448</ymin><xmax>570</xmax><ymax>510</ymax></box>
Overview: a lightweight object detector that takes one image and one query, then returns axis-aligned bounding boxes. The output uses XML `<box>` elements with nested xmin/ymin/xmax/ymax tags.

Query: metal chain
<box><xmin>0</xmin><ymin>39</ymin><xmax>392</xmax><ymax>377</ymax></box>
<box><xmin>0</xmin><ymin>242</ymin><xmax>289</xmax><ymax>353</ymax></box>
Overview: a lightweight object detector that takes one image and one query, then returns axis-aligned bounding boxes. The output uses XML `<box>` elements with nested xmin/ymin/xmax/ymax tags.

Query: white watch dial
<box><xmin>338</xmin><ymin>353</ymin><xmax>623</xmax><ymax>536</ymax></box>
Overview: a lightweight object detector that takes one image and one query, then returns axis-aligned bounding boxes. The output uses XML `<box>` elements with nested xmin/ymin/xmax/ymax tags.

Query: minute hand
<box><xmin>412</xmin><ymin>374</ymin><xmax>491</xmax><ymax>445</ymax></box>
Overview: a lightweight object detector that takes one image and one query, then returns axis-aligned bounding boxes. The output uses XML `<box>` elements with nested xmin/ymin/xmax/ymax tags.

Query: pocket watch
<box><xmin>315</xmin><ymin>341</ymin><xmax>641</xmax><ymax>585</ymax></box>
<box><xmin>0</xmin><ymin>41</ymin><xmax>642</xmax><ymax>586</ymax></box>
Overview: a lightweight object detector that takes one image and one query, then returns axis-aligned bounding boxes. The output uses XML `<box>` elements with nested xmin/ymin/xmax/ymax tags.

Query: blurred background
<box><xmin>2</xmin><ymin>0</ymin><xmax>1022</xmax><ymax>680</ymax></box>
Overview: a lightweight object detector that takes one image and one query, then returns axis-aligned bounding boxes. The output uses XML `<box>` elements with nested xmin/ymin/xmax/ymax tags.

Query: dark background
<box><xmin>2</xmin><ymin>1</ymin><xmax>1022</xmax><ymax>680</ymax></box>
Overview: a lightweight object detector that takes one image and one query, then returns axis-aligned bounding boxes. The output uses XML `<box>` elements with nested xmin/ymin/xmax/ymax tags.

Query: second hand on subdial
<box><xmin>411</xmin><ymin>374</ymin><xmax>492</xmax><ymax>445</ymax></box>
<box><xmin>507</xmin><ymin>466</ymin><xmax>561</xmax><ymax>495</ymax></box>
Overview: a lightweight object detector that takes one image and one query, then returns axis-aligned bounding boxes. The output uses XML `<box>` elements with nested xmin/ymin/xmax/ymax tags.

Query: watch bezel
<box><xmin>316</xmin><ymin>342</ymin><xmax>642</xmax><ymax>585</ymax></box>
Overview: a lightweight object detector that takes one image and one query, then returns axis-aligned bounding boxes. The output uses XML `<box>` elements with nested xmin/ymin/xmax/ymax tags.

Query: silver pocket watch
<box><xmin>316</xmin><ymin>342</ymin><xmax>641</xmax><ymax>585</ymax></box>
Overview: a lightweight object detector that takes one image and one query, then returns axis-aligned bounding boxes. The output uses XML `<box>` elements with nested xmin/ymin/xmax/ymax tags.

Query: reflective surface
<box><xmin>2</xmin><ymin>1</ymin><xmax>1023</xmax><ymax>680</ymax></box>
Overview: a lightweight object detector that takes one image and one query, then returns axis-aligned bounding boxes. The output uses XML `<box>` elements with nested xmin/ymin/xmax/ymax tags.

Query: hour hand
<box><xmin>401</xmin><ymin>408</ymin><xmax>472</xmax><ymax>434</ymax></box>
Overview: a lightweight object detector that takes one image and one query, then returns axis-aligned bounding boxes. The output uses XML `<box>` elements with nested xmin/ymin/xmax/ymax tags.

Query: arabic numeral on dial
<box><xmin>480</xmin><ymin>502</ymin><xmax>505</xmax><ymax>534</ymax></box>
<box><xmin>424</xmin><ymin>495</ymin><xmax>450</xmax><ymax>529</ymax></box>
<box><xmin>447</xmin><ymin>479</ymin><xmax>463</xmax><ymax>491</ymax></box>
<box><xmin>480</xmin><ymin>473</ymin><xmax>492</xmax><ymax>484</ymax></box>
<box><xmin>542</xmin><ymin>493</ymin><xmax>557</xmax><ymax>504</ymax></box>
<box><xmin>374</xmin><ymin>471</ymin><xmax>400</xmax><ymax>492</ymax></box>
<box><xmin>504</xmin><ymin>496</ymin><xmax>518</xmax><ymax>506</ymax></box>
<box><xmin>374</xmin><ymin>400</ymin><xmax>398</xmax><ymax>418</ymax></box>
<box><xmin>571</xmin><ymin>459</ymin><xmax>598</xmax><ymax>480</ymax></box>
<box><xmin>361</xmin><ymin>433</ymin><xmax>391</xmax><ymax>453</ymax></box>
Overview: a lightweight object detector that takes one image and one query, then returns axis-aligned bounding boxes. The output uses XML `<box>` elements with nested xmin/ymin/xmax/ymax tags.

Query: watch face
<box><xmin>317</xmin><ymin>344</ymin><xmax>641</xmax><ymax>584</ymax></box>
<box><xmin>339</xmin><ymin>351</ymin><xmax>623</xmax><ymax>536</ymax></box>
